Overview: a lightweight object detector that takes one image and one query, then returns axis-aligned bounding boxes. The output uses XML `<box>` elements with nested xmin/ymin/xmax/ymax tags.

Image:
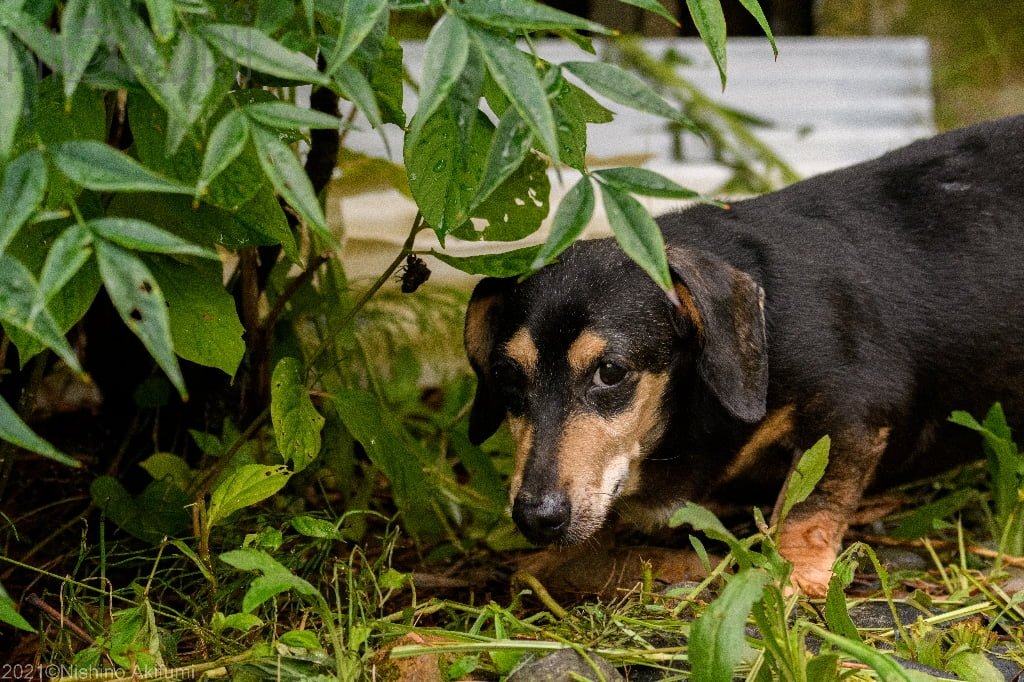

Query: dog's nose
<box><xmin>512</xmin><ymin>490</ymin><xmax>571</xmax><ymax>544</ymax></box>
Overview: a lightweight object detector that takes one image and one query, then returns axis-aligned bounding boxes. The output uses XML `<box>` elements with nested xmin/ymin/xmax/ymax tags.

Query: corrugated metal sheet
<box><xmin>333</xmin><ymin>37</ymin><xmax>934</xmax><ymax>284</ymax></box>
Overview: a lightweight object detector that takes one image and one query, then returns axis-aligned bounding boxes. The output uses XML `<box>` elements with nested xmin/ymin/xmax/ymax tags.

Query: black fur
<box><xmin>465</xmin><ymin>115</ymin><xmax>1024</xmax><ymax>576</ymax></box>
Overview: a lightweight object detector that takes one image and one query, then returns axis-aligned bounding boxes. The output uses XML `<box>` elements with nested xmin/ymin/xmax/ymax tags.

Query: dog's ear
<box><xmin>667</xmin><ymin>247</ymin><xmax>768</xmax><ymax>423</ymax></box>
<box><xmin>465</xmin><ymin>277</ymin><xmax>513</xmax><ymax>444</ymax></box>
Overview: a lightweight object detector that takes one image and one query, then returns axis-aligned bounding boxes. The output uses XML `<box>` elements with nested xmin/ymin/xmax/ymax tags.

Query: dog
<box><xmin>463</xmin><ymin>115</ymin><xmax>1024</xmax><ymax>596</ymax></box>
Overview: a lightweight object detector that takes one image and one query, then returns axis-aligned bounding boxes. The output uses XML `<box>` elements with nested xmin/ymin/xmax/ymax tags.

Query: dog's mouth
<box><xmin>513</xmin><ymin>453</ymin><xmax>639</xmax><ymax>546</ymax></box>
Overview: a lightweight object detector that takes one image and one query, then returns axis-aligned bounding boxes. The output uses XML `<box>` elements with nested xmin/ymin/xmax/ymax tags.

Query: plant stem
<box><xmin>308</xmin><ymin>212</ymin><xmax>426</xmax><ymax>373</ymax></box>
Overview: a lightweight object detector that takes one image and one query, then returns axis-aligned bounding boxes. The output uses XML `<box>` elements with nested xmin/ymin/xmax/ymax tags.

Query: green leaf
<box><xmin>571</xmin><ymin>82</ymin><xmax>615</xmax><ymax>124</ymax></box>
<box><xmin>50</xmin><ymin>141</ymin><xmax>193</xmax><ymax>194</ymax></box>
<box><xmin>469</xmin><ymin>27</ymin><xmax>559</xmax><ymax>165</ymax></box>
<box><xmin>91</xmin><ymin>476</ymin><xmax>190</xmax><ymax>543</ymax></box>
<box><xmin>329</xmin><ymin>388</ymin><xmax>439</xmax><ymax>539</ymax></box>
<box><xmin>431</xmin><ymin>245</ymin><xmax>543</xmax><ymax>278</ymax></box>
<box><xmin>143</xmin><ymin>0</ymin><xmax>176</xmax><ymax>41</ymax></box>
<box><xmin>290</xmin><ymin>515</ymin><xmax>344</xmax><ymax>541</ymax></box>
<box><xmin>458</xmin><ymin>150</ymin><xmax>550</xmax><ymax>241</ymax></box>
<box><xmin>564</xmin><ymin>60</ymin><xmax>693</xmax><ymax>129</ymax></box>
<box><xmin>197</xmin><ymin>110</ymin><xmax>250</xmax><ymax>196</ymax></box>
<box><xmin>244</xmin><ymin>101</ymin><xmax>343</xmax><ymax>130</ymax></box>
<box><xmin>202</xmin><ymin>24</ymin><xmax>330</xmax><ymax>87</ymax></box>
<box><xmin>280</xmin><ymin>629</ymin><xmax>322</xmax><ymax>650</ymax></box>
<box><xmin>220</xmin><ymin>548</ymin><xmax>291</xmax><ymax>575</ymax></box>
<box><xmin>366</xmin><ymin>34</ymin><xmax>405</xmax><ymax>126</ymax></box>
<box><xmin>404</xmin><ymin>105</ymin><xmax>490</xmax><ymax>238</ymax></box>
<box><xmin>947</xmin><ymin>651</ymin><xmax>1004</xmax><ymax>682</ymax></box>
<box><xmin>93</xmin><ymin>239</ymin><xmax>185</xmax><ymax>397</ymax></box>
<box><xmin>220</xmin><ymin>549</ymin><xmax>318</xmax><ymax>613</ymax></box>
<box><xmin>207</xmin><ymin>464</ymin><xmax>292</xmax><ymax>529</ymax></box>
<box><xmin>0</xmin><ymin>392</ymin><xmax>77</xmax><ymax>467</ymax></box>
<box><xmin>127</xmin><ymin>92</ymin><xmax>265</xmax><ymax>214</ymax></box>
<box><xmin>777</xmin><ymin>435</ymin><xmax>830</xmax><ymax>526</ymax></box>
<box><xmin>212</xmin><ymin>612</ymin><xmax>263</xmax><ymax>634</ymax></box>
<box><xmin>669</xmin><ymin>501</ymin><xmax>738</xmax><ymax>543</ymax></box>
<box><xmin>891</xmin><ymin>489</ymin><xmax>976</xmax><ymax>539</ymax></box>
<box><xmin>410</xmin><ymin>13</ymin><xmax>470</xmax><ymax>142</ymax></box>
<box><xmin>0</xmin><ymin>31</ymin><xmax>23</xmax><ymax>160</ymax></box>
<box><xmin>468</xmin><ymin>108</ymin><xmax>533</xmax><ymax>213</ymax></box>
<box><xmin>105</xmin><ymin>1</ymin><xmax>188</xmax><ymax>130</ymax></box>
<box><xmin>823</xmin><ymin>552</ymin><xmax>860</xmax><ymax>640</ymax></box>
<box><xmin>618</xmin><ymin>0</ymin><xmax>679</xmax><ymax>26</ymax></box>
<box><xmin>550</xmin><ymin>73</ymin><xmax>587</xmax><ymax>171</ymax></box>
<box><xmin>595</xmin><ymin>167</ymin><xmax>710</xmax><ymax>201</ymax></box>
<box><xmin>242</xmin><ymin>574</ymin><xmax>318</xmax><ymax>613</ymax></box>
<box><xmin>0</xmin><ymin>592</ymin><xmax>34</xmax><ymax>633</ymax></box>
<box><xmin>250</xmin><ymin>125</ymin><xmax>332</xmax><ymax>242</ymax></box>
<box><xmin>689</xmin><ymin>569</ymin><xmax>768</xmax><ymax>682</ymax></box>
<box><xmin>736</xmin><ymin>0</ymin><xmax>777</xmax><ymax>57</ymax></box>
<box><xmin>803</xmin><ymin>624</ymin><xmax>916</xmax><ymax>682</ymax></box>
<box><xmin>59</xmin><ymin>0</ymin><xmax>106</xmax><ymax>102</ymax></box>
<box><xmin>0</xmin><ymin>150</ymin><xmax>47</xmax><ymax>254</ymax></box>
<box><xmin>532</xmin><ymin>175</ymin><xmax>594</xmax><ymax>269</ymax></box>
<box><xmin>87</xmin><ymin>218</ymin><xmax>218</xmax><ymax>259</ymax></box>
<box><xmin>600</xmin><ymin>183</ymin><xmax>672</xmax><ymax>291</ymax></box>
<box><xmin>34</xmin><ymin>224</ymin><xmax>92</xmax><ymax>311</ymax></box>
<box><xmin>454</xmin><ymin>0</ymin><xmax>612</xmax><ymax>34</ymax></box>
<box><xmin>165</xmin><ymin>32</ymin><xmax>217</xmax><ymax>153</ymax></box>
<box><xmin>139</xmin><ymin>452</ymin><xmax>193</xmax><ymax>490</ymax></box>
<box><xmin>271</xmin><ymin>357</ymin><xmax>325</xmax><ymax>473</ymax></box>
<box><xmin>148</xmin><ymin>258</ymin><xmax>246</xmax><ymax>377</ymax></box>
<box><xmin>325</xmin><ymin>0</ymin><xmax>388</xmax><ymax>72</ymax></box>
<box><xmin>685</xmin><ymin>0</ymin><xmax>728</xmax><ymax>89</ymax></box>
<box><xmin>0</xmin><ymin>254</ymin><xmax>83</xmax><ymax>373</ymax></box>
<box><xmin>332</xmin><ymin>61</ymin><xmax>383</xmax><ymax>129</ymax></box>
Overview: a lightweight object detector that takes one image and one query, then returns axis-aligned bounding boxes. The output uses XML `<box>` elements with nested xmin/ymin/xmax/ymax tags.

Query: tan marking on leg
<box><xmin>554</xmin><ymin>372</ymin><xmax>669</xmax><ymax>541</ymax></box>
<box><xmin>567</xmin><ymin>330</ymin><xmax>608</xmax><ymax>373</ymax></box>
<box><xmin>778</xmin><ymin>426</ymin><xmax>892</xmax><ymax>597</ymax></box>
<box><xmin>719</xmin><ymin>405</ymin><xmax>795</xmax><ymax>485</ymax></box>
<box><xmin>779</xmin><ymin>511</ymin><xmax>843</xmax><ymax>598</ymax></box>
<box><xmin>503</xmin><ymin>328</ymin><xmax>538</xmax><ymax>377</ymax></box>
<box><xmin>507</xmin><ymin>416</ymin><xmax>534</xmax><ymax>501</ymax></box>
<box><xmin>465</xmin><ymin>295</ymin><xmax>498</xmax><ymax>369</ymax></box>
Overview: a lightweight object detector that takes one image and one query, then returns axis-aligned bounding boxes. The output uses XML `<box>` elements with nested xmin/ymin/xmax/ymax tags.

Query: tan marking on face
<box><xmin>504</xmin><ymin>328</ymin><xmax>538</xmax><ymax>377</ymax></box>
<box><xmin>567</xmin><ymin>330</ymin><xmax>608</xmax><ymax>373</ymax></box>
<box><xmin>553</xmin><ymin>372</ymin><xmax>670</xmax><ymax>542</ymax></box>
<box><xmin>507</xmin><ymin>416</ymin><xmax>533</xmax><ymax>501</ymax></box>
<box><xmin>465</xmin><ymin>295</ymin><xmax>497</xmax><ymax>369</ymax></box>
<box><xmin>718</xmin><ymin>405</ymin><xmax>796</xmax><ymax>485</ymax></box>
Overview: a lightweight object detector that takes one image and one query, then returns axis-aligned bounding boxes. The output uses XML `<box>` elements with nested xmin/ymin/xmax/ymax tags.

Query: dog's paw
<box><xmin>778</xmin><ymin>513</ymin><xmax>842</xmax><ymax>598</ymax></box>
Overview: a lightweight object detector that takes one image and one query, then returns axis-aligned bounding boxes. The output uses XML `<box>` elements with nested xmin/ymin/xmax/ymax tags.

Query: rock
<box><xmin>507</xmin><ymin>649</ymin><xmax>623</xmax><ymax>682</ymax></box>
<box><xmin>871</xmin><ymin>546</ymin><xmax>930</xmax><ymax>572</ymax></box>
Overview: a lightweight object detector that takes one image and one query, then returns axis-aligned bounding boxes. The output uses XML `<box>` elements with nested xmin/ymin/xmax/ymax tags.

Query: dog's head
<box><xmin>465</xmin><ymin>239</ymin><xmax>768</xmax><ymax>545</ymax></box>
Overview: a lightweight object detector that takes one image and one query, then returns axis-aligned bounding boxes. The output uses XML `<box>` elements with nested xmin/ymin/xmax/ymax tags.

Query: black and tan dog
<box><xmin>464</xmin><ymin>115</ymin><xmax>1024</xmax><ymax>596</ymax></box>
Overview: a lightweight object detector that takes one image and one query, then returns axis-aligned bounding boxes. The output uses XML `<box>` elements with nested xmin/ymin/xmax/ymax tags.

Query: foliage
<box><xmin>6</xmin><ymin>1</ymin><xmax>1021</xmax><ymax>680</ymax></box>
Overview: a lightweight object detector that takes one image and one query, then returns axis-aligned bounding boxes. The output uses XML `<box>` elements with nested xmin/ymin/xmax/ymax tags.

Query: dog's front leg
<box><xmin>776</xmin><ymin>425</ymin><xmax>891</xmax><ymax>597</ymax></box>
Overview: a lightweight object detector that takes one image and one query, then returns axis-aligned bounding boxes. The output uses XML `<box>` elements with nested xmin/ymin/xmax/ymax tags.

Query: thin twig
<box><xmin>512</xmin><ymin>570</ymin><xmax>569</xmax><ymax>619</ymax></box>
<box><xmin>26</xmin><ymin>593</ymin><xmax>94</xmax><ymax>645</ymax></box>
<box><xmin>308</xmin><ymin>212</ymin><xmax>426</xmax><ymax>371</ymax></box>
<box><xmin>260</xmin><ymin>253</ymin><xmax>331</xmax><ymax>334</ymax></box>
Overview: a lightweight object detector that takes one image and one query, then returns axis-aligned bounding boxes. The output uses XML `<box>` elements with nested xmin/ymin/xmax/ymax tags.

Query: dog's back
<box><xmin>660</xmin><ymin>115</ymin><xmax>1024</xmax><ymax>441</ymax></box>
<box><xmin>465</xmin><ymin>115</ymin><xmax>1024</xmax><ymax>595</ymax></box>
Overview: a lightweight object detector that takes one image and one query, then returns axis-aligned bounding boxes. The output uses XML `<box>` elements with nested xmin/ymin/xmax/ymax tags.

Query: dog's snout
<box><xmin>512</xmin><ymin>490</ymin><xmax>571</xmax><ymax>544</ymax></box>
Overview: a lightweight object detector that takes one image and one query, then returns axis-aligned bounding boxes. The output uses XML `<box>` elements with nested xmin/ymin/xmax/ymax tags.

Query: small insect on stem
<box><xmin>397</xmin><ymin>254</ymin><xmax>431</xmax><ymax>293</ymax></box>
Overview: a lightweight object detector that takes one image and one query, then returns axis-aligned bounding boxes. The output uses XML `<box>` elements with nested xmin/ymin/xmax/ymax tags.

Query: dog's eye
<box><xmin>593</xmin><ymin>361</ymin><xmax>627</xmax><ymax>387</ymax></box>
